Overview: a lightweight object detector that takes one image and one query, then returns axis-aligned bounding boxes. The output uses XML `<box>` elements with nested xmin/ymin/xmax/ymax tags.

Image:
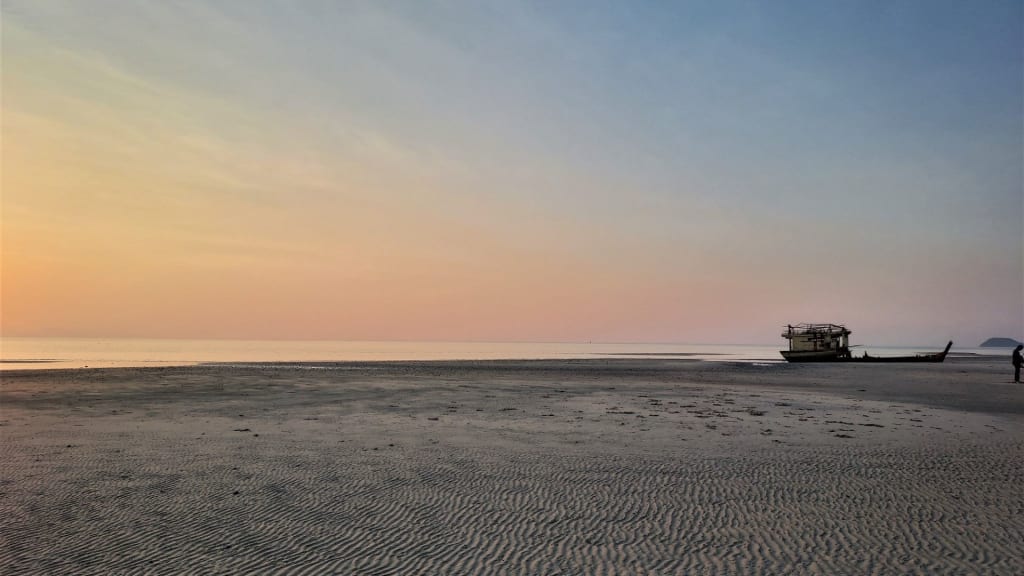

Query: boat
<box><xmin>855</xmin><ymin>341</ymin><xmax>953</xmax><ymax>363</ymax></box>
<box><xmin>780</xmin><ymin>323</ymin><xmax>951</xmax><ymax>363</ymax></box>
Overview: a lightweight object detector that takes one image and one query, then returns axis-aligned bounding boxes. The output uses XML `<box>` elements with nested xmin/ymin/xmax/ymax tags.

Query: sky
<box><xmin>2</xmin><ymin>0</ymin><xmax>1022</xmax><ymax>346</ymax></box>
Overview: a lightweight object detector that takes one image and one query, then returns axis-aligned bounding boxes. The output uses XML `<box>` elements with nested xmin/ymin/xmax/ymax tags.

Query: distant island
<box><xmin>979</xmin><ymin>337</ymin><xmax>1023</xmax><ymax>347</ymax></box>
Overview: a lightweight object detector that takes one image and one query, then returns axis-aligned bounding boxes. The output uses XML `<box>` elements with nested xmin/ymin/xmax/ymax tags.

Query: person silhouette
<box><xmin>1013</xmin><ymin>344</ymin><xmax>1023</xmax><ymax>384</ymax></box>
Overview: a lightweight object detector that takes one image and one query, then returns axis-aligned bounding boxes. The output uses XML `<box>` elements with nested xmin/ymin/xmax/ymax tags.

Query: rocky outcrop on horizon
<box><xmin>979</xmin><ymin>337</ymin><xmax>1022</xmax><ymax>347</ymax></box>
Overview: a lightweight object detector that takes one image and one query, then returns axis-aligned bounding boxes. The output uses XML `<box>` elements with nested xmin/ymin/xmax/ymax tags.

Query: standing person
<box><xmin>1013</xmin><ymin>345</ymin><xmax>1023</xmax><ymax>384</ymax></box>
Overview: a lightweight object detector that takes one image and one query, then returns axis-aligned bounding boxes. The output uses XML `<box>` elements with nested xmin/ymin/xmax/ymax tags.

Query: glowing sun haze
<box><xmin>2</xmin><ymin>1</ymin><xmax>1022</xmax><ymax>345</ymax></box>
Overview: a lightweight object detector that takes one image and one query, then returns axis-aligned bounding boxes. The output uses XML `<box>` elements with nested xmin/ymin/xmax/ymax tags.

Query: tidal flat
<box><xmin>2</xmin><ymin>358</ymin><xmax>1022</xmax><ymax>575</ymax></box>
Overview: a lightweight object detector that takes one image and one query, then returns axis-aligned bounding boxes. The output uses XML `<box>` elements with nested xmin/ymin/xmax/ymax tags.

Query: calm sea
<box><xmin>0</xmin><ymin>337</ymin><xmax>1001</xmax><ymax>371</ymax></box>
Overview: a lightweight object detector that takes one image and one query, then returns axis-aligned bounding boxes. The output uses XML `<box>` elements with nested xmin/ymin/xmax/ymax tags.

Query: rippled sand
<box><xmin>2</xmin><ymin>359</ymin><xmax>1022</xmax><ymax>574</ymax></box>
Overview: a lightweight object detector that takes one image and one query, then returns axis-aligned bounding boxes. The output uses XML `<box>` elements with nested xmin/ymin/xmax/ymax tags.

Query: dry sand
<box><xmin>2</xmin><ymin>357</ymin><xmax>1022</xmax><ymax>575</ymax></box>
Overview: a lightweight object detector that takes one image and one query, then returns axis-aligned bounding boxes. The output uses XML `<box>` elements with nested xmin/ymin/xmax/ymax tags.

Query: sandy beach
<box><xmin>2</xmin><ymin>357</ymin><xmax>1022</xmax><ymax>575</ymax></box>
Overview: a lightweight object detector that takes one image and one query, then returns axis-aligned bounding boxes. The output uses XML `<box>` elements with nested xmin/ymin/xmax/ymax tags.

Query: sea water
<box><xmin>0</xmin><ymin>337</ymin><xmax>1001</xmax><ymax>371</ymax></box>
<box><xmin>1</xmin><ymin>337</ymin><xmax>784</xmax><ymax>369</ymax></box>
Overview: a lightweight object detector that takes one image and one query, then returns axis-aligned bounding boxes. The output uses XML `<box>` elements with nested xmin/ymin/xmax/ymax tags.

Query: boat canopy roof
<box><xmin>782</xmin><ymin>323</ymin><xmax>851</xmax><ymax>339</ymax></box>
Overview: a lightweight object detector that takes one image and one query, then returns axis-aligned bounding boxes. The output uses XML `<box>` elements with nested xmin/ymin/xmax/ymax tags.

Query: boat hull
<box><xmin>780</xmin><ymin>341</ymin><xmax>953</xmax><ymax>363</ymax></box>
<box><xmin>780</xmin><ymin>350</ymin><xmax>848</xmax><ymax>362</ymax></box>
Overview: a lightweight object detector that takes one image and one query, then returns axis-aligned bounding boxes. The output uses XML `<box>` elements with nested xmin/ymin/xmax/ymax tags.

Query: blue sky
<box><xmin>3</xmin><ymin>1</ymin><xmax>1022</xmax><ymax>344</ymax></box>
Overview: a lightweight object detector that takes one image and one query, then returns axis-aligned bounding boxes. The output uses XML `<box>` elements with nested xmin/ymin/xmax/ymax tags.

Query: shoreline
<box><xmin>2</xmin><ymin>339</ymin><xmax>1010</xmax><ymax>372</ymax></box>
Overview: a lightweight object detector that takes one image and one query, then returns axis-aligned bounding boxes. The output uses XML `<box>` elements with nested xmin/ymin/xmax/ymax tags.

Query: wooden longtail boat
<box><xmin>855</xmin><ymin>341</ymin><xmax>952</xmax><ymax>363</ymax></box>
<box><xmin>780</xmin><ymin>323</ymin><xmax>952</xmax><ymax>363</ymax></box>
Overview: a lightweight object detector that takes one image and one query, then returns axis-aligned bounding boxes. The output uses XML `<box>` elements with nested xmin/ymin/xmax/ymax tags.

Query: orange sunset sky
<box><xmin>2</xmin><ymin>1</ymin><xmax>1022</xmax><ymax>346</ymax></box>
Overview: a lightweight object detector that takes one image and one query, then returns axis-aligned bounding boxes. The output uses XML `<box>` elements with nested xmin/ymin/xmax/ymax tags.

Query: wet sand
<box><xmin>2</xmin><ymin>358</ymin><xmax>1022</xmax><ymax>574</ymax></box>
